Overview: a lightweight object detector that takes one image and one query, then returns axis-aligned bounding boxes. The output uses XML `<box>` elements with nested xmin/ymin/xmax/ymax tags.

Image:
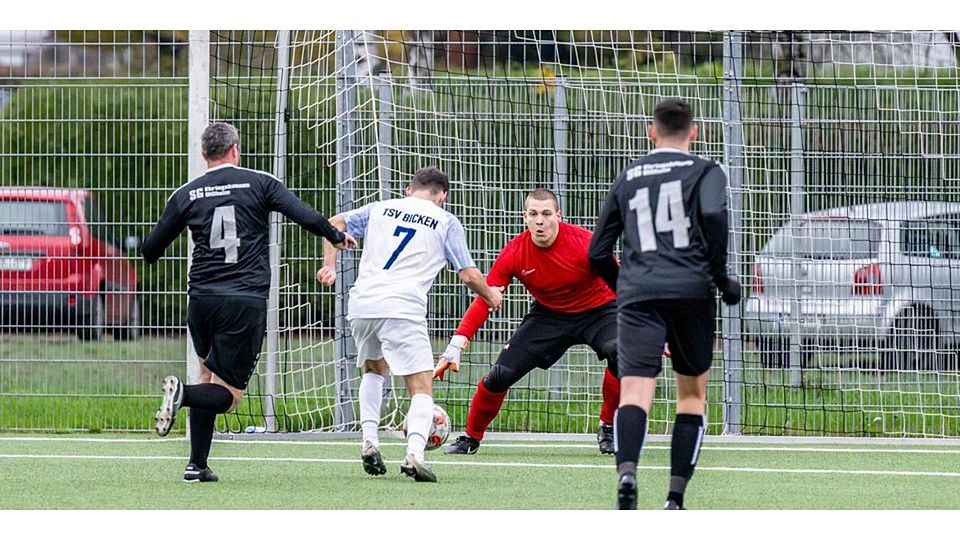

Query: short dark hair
<box><xmin>201</xmin><ymin>122</ymin><xmax>240</xmax><ymax>160</ymax></box>
<box><xmin>525</xmin><ymin>188</ymin><xmax>560</xmax><ymax>211</ymax></box>
<box><xmin>653</xmin><ymin>98</ymin><xmax>694</xmax><ymax>139</ymax></box>
<box><xmin>410</xmin><ymin>166</ymin><xmax>450</xmax><ymax>195</ymax></box>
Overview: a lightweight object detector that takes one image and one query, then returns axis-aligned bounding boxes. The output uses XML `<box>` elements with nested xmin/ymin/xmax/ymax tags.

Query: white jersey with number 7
<box><xmin>341</xmin><ymin>196</ymin><xmax>476</xmax><ymax>322</ymax></box>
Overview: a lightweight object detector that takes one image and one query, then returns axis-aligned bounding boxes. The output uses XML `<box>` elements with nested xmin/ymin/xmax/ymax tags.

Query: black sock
<box><xmin>668</xmin><ymin>413</ymin><xmax>705</xmax><ymax>507</ymax></box>
<box><xmin>615</xmin><ymin>405</ymin><xmax>648</xmax><ymax>477</ymax></box>
<box><xmin>189</xmin><ymin>407</ymin><xmax>217</xmax><ymax>470</ymax></box>
<box><xmin>182</xmin><ymin>384</ymin><xmax>233</xmax><ymax>413</ymax></box>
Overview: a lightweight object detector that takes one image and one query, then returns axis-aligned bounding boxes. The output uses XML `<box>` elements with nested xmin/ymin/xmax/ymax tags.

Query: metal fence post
<box><xmin>375</xmin><ymin>70</ymin><xmax>398</xmax><ymax>415</ymax></box>
<box><xmin>186</xmin><ymin>31</ymin><xmax>209</xmax><ymax>391</ymax></box>
<box><xmin>550</xmin><ymin>76</ymin><xmax>568</xmax><ymax>397</ymax></box>
<box><xmin>721</xmin><ymin>31</ymin><xmax>744</xmax><ymax>435</ymax></box>
<box><xmin>264</xmin><ymin>30</ymin><xmax>292</xmax><ymax>433</ymax></box>
<box><xmin>334</xmin><ymin>30</ymin><xmax>358</xmax><ymax>430</ymax></box>
<box><xmin>378</xmin><ymin>71</ymin><xmax>394</xmax><ymax>201</ymax></box>
<box><xmin>552</xmin><ymin>76</ymin><xmax>568</xmax><ymax>210</ymax></box>
<box><xmin>789</xmin><ymin>81</ymin><xmax>806</xmax><ymax>387</ymax></box>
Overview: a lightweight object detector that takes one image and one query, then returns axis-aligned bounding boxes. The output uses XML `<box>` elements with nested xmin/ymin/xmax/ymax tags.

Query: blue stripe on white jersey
<box><xmin>342</xmin><ymin>204</ymin><xmax>372</xmax><ymax>238</ymax></box>
<box><xmin>443</xmin><ymin>216</ymin><xmax>475</xmax><ymax>272</ymax></box>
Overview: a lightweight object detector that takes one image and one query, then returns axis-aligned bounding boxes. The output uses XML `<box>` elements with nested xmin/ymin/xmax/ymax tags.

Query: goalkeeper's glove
<box><xmin>434</xmin><ymin>335</ymin><xmax>469</xmax><ymax>381</ymax></box>
<box><xmin>716</xmin><ymin>276</ymin><xmax>742</xmax><ymax>306</ymax></box>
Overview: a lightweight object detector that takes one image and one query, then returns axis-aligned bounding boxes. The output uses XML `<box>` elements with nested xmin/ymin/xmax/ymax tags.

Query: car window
<box><xmin>901</xmin><ymin>215</ymin><xmax>960</xmax><ymax>259</ymax></box>
<box><xmin>0</xmin><ymin>200</ymin><xmax>69</xmax><ymax>236</ymax></box>
<box><xmin>762</xmin><ymin>218</ymin><xmax>881</xmax><ymax>260</ymax></box>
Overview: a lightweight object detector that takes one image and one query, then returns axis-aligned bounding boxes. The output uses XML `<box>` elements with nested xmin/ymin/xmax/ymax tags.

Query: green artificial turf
<box><xmin>1</xmin><ymin>435</ymin><xmax>957</xmax><ymax>510</ymax></box>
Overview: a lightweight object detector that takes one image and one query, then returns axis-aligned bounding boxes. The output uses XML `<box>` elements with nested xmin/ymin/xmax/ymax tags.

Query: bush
<box><xmin>0</xmin><ymin>79</ymin><xmax>340</xmax><ymax>329</ymax></box>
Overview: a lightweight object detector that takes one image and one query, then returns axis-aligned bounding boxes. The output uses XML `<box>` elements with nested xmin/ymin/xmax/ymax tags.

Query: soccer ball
<box><xmin>402</xmin><ymin>404</ymin><xmax>451</xmax><ymax>451</ymax></box>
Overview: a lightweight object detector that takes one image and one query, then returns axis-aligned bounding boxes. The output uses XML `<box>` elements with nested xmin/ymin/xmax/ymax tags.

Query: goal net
<box><xmin>209</xmin><ymin>30</ymin><xmax>960</xmax><ymax>438</ymax></box>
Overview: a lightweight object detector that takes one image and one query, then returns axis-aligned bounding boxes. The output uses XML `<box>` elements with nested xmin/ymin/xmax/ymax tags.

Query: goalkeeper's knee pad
<box><xmin>483</xmin><ymin>364</ymin><xmax>519</xmax><ymax>393</ymax></box>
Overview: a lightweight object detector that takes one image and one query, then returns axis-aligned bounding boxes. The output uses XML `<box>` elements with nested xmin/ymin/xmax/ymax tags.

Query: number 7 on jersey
<box><xmin>383</xmin><ymin>226</ymin><xmax>417</xmax><ymax>269</ymax></box>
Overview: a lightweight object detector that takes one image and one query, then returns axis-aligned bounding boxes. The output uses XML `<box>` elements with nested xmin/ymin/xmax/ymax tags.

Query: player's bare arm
<box><xmin>458</xmin><ymin>267</ymin><xmax>504</xmax><ymax>312</ymax></box>
<box><xmin>316</xmin><ymin>214</ymin><xmax>352</xmax><ymax>286</ymax></box>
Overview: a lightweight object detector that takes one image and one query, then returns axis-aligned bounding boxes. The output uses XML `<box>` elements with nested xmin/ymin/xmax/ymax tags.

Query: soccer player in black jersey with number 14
<box><xmin>141</xmin><ymin>122</ymin><xmax>356</xmax><ymax>483</ymax></box>
<box><xmin>588</xmin><ymin>99</ymin><xmax>741</xmax><ymax>510</ymax></box>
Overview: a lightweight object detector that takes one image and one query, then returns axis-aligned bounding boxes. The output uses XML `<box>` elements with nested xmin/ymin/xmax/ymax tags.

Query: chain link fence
<box><xmin>1</xmin><ymin>30</ymin><xmax>958</xmax><ymax>437</ymax></box>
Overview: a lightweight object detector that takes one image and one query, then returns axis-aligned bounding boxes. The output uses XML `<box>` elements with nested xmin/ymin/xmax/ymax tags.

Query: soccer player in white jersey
<box><xmin>317</xmin><ymin>166</ymin><xmax>503</xmax><ymax>482</ymax></box>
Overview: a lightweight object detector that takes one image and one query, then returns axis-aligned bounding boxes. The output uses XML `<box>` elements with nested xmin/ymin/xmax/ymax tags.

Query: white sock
<box><xmin>359</xmin><ymin>372</ymin><xmax>385</xmax><ymax>446</ymax></box>
<box><xmin>406</xmin><ymin>393</ymin><xmax>434</xmax><ymax>460</ymax></box>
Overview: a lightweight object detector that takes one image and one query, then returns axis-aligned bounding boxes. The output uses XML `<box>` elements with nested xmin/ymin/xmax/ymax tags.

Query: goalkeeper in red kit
<box><xmin>434</xmin><ymin>188</ymin><xmax>621</xmax><ymax>455</ymax></box>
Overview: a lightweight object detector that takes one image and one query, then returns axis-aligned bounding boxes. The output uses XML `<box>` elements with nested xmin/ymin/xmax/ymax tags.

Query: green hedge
<box><xmin>0</xmin><ymin>79</ymin><xmax>341</xmax><ymax>328</ymax></box>
<box><xmin>4</xmin><ymin>76</ymin><xmax>959</xmax><ymax>331</ymax></box>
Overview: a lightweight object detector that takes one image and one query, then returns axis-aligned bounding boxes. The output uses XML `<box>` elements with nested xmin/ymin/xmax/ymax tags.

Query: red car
<box><xmin>0</xmin><ymin>188</ymin><xmax>140</xmax><ymax>340</ymax></box>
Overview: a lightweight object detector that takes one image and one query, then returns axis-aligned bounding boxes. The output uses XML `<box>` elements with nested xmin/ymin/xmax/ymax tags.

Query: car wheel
<box><xmin>881</xmin><ymin>308</ymin><xmax>938</xmax><ymax>371</ymax></box>
<box><xmin>111</xmin><ymin>296</ymin><xmax>140</xmax><ymax>341</ymax></box>
<box><xmin>77</xmin><ymin>295</ymin><xmax>105</xmax><ymax>341</ymax></box>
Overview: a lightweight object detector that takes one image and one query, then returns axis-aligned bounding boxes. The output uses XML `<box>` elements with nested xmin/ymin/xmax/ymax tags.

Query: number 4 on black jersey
<box><xmin>141</xmin><ymin>163</ymin><xmax>345</xmax><ymax>298</ymax></box>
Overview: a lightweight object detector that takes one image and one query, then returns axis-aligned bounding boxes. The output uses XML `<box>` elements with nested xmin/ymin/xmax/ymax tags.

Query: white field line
<box><xmin>1</xmin><ymin>453</ymin><xmax>959</xmax><ymax>478</ymax></box>
<box><xmin>2</xmin><ymin>436</ymin><xmax>960</xmax><ymax>454</ymax></box>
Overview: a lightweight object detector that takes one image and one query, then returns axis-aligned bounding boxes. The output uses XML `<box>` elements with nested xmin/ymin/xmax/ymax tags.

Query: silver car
<box><xmin>743</xmin><ymin>201</ymin><xmax>960</xmax><ymax>371</ymax></box>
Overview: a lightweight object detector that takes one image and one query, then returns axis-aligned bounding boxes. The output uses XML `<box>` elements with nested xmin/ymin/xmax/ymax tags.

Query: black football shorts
<box><xmin>617</xmin><ymin>298</ymin><xmax>716</xmax><ymax>378</ymax></box>
<box><xmin>480</xmin><ymin>300</ymin><xmax>619</xmax><ymax>392</ymax></box>
<box><xmin>187</xmin><ymin>295</ymin><xmax>267</xmax><ymax>390</ymax></box>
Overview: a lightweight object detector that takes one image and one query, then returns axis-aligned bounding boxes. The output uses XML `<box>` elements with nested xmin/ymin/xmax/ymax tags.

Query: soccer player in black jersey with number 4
<box><xmin>588</xmin><ymin>99</ymin><xmax>741</xmax><ymax>510</ymax></box>
<box><xmin>142</xmin><ymin>122</ymin><xmax>356</xmax><ymax>483</ymax></box>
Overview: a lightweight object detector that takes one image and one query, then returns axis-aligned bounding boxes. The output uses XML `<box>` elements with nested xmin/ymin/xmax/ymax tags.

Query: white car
<box><xmin>743</xmin><ymin>201</ymin><xmax>960</xmax><ymax>370</ymax></box>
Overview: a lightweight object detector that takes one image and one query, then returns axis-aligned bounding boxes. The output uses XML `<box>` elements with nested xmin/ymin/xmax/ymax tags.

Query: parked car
<box><xmin>0</xmin><ymin>188</ymin><xmax>140</xmax><ymax>340</ymax></box>
<box><xmin>744</xmin><ymin>201</ymin><xmax>960</xmax><ymax>370</ymax></box>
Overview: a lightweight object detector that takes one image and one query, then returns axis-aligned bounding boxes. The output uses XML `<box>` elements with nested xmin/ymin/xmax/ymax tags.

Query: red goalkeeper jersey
<box><xmin>455</xmin><ymin>221</ymin><xmax>617</xmax><ymax>339</ymax></box>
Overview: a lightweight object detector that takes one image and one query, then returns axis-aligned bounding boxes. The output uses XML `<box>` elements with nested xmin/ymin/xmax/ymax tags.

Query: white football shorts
<box><xmin>350</xmin><ymin>318</ymin><xmax>434</xmax><ymax>376</ymax></box>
